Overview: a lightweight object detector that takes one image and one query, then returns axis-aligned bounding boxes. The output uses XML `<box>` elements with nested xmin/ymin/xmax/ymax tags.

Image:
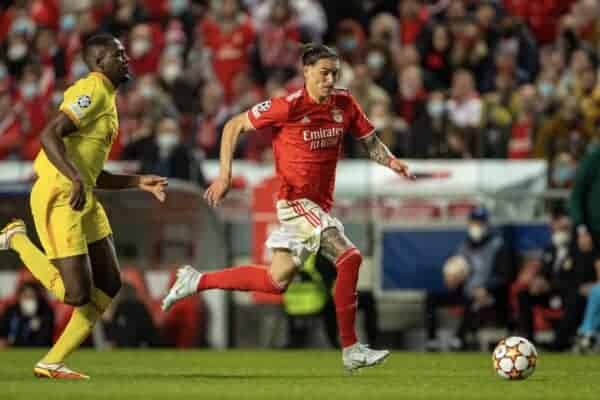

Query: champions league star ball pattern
<box><xmin>492</xmin><ymin>336</ymin><xmax>537</xmax><ymax>380</ymax></box>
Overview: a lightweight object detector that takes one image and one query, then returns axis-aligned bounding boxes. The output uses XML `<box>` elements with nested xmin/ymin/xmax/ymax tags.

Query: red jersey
<box><xmin>199</xmin><ymin>15</ymin><xmax>256</xmax><ymax>102</ymax></box>
<box><xmin>247</xmin><ymin>87</ymin><xmax>374</xmax><ymax>212</ymax></box>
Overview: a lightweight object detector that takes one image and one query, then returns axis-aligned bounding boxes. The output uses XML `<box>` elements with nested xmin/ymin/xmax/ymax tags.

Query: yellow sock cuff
<box><xmin>92</xmin><ymin>288</ymin><xmax>113</xmax><ymax>312</ymax></box>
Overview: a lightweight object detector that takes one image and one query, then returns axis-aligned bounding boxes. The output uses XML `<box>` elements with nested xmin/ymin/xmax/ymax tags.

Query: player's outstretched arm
<box><xmin>204</xmin><ymin>112</ymin><xmax>255</xmax><ymax>207</ymax></box>
<box><xmin>359</xmin><ymin>134</ymin><xmax>415</xmax><ymax>180</ymax></box>
<box><xmin>96</xmin><ymin>171</ymin><xmax>168</xmax><ymax>202</ymax></box>
<box><xmin>40</xmin><ymin>112</ymin><xmax>87</xmax><ymax>210</ymax></box>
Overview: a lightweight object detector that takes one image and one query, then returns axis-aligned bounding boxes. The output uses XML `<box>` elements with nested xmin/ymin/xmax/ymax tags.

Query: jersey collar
<box><xmin>90</xmin><ymin>72</ymin><xmax>115</xmax><ymax>93</ymax></box>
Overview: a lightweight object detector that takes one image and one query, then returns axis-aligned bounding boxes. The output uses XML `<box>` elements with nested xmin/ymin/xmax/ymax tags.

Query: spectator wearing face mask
<box><xmin>198</xmin><ymin>0</ymin><xmax>256</xmax><ymax>102</ymax></box>
<box><xmin>16</xmin><ymin>62</ymin><xmax>54</xmax><ymax>160</ymax></box>
<box><xmin>424</xmin><ymin>206</ymin><xmax>512</xmax><ymax>351</ymax></box>
<box><xmin>122</xmin><ymin>116</ymin><xmax>206</xmax><ymax>186</ymax></box>
<box><xmin>393</xmin><ymin>65</ymin><xmax>427</xmax><ymax>133</ymax></box>
<box><xmin>334</xmin><ymin>19</ymin><xmax>366</xmax><ymax>65</ymax></box>
<box><xmin>515</xmin><ymin>211</ymin><xmax>575</xmax><ymax>343</ymax></box>
<box><xmin>410</xmin><ymin>91</ymin><xmax>450</xmax><ymax>158</ymax></box>
<box><xmin>0</xmin><ymin>88</ymin><xmax>25</xmax><ymax>160</ymax></box>
<box><xmin>446</xmin><ymin>69</ymin><xmax>483</xmax><ymax>156</ymax></box>
<box><xmin>128</xmin><ymin>23</ymin><xmax>164</xmax><ymax>76</ymax></box>
<box><xmin>0</xmin><ymin>281</ymin><xmax>55</xmax><ymax>348</ymax></box>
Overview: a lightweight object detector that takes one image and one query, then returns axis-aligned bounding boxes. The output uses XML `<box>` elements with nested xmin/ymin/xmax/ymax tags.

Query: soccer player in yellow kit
<box><xmin>0</xmin><ymin>34</ymin><xmax>167</xmax><ymax>379</ymax></box>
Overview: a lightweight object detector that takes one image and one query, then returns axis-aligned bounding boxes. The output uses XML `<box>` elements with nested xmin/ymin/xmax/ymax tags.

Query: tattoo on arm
<box><xmin>320</xmin><ymin>228</ymin><xmax>355</xmax><ymax>263</ymax></box>
<box><xmin>359</xmin><ymin>134</ymin><xmax>394</xmax><ymax>167</ymax></box>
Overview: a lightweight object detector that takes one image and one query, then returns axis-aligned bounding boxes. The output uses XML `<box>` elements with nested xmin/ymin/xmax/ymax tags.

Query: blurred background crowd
<box><xmin>2</xmin><ymin>0</ymin><xmax>600</xmax><ymax>188</ymax></box>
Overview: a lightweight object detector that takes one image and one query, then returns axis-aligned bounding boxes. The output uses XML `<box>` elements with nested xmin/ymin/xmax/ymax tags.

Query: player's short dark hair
<box><xmin>83</xmin><ymin>33</ymin><xmax>117</xmax><ymax>68</ymax></box>
<box><xmin>301</xmin><ymin>43</ymin><xmax>339</xmax><ymax>66</ymax></box>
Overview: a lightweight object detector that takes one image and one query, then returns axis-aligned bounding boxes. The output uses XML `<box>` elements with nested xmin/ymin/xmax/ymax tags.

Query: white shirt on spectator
<box><xmin>446</xmin><ymin>96</ymin><xmax>482</xmax><ymax>128</ymax></box>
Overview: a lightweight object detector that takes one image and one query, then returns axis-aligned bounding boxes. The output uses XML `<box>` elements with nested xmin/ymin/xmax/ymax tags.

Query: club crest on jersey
<box><xmin>252</xmin><ymin>100</ymin><xmax>271</xmax><ymax>118</ymax></box>
<box><xmin>77</xmin><ymin>95</ymin><xmax>91</xmax><ymax>108</ymax></box>
<box><xmin>331</xmin><ymin>108</ymin><xmax>343</xmax><ymax>123</ymax></box>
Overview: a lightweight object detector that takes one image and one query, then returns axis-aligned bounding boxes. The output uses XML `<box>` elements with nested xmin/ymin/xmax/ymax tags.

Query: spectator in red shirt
<box><xmin>195</xmin><ymin>81</ymin><xmax>231</xmax><ymax>158</ymax></box>
<box><xmin>394</xmin><ymin>65</ymin><xmax>427</xmax><ymax>126</ymax></box>
<box><xmin>198</xmin><ymin>0</ymin><xmax>256</xmax><ymax>103</ymax></box>
<box><xmin>509</xmin><ymin>84</ymin><xmax>540</xmax><ymax>159</ymax></box>
<box><xmin>128</xmin><ymin>23</ymin><xmax>164</xmax><ymax>76</ymax></box>
<box><xmin>397</xmin><ymin>0</ymin><xmax>428</xmax><ymax>45</ymax></box>
<box><xmin>34</xmin><ymin>28</ymin><xmax>67</xmax><ymax>81</ymax></box>
<box><xmin>0</xmin><ymin>89</ymin><xmax>24</xmax><ymax>160</ymax></box>
<box><xmin>256</xmin><ymin>0</ymin><xmax>301</xmax><ymax>82</ymax></box>
<box><xmin>334</xmin><ymin>19</ymin><xmax>367</xmax><ymax>65</ymax></box>
<box><xmin>16</xmin><ymin>62</ymin><xmax>54</xmax><ymax>160</ymax></box>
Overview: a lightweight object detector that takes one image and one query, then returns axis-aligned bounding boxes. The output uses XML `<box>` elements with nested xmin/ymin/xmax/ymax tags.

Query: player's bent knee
<box><xmin>336</xmin><ymin>247</ymin><xmax>362</xmax><ymax>267</ymax></box>
<box><xmin>103</xmin><ymin>276</ymin><xmax>122</xmax><ymax>298</ymax></box>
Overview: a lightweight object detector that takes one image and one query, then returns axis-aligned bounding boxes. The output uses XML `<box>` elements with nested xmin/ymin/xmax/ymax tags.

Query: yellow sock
<box><xmin>41</xmin><ymin>288</ymin><xmax>114</xmax><ymax>364</ymax></box>
<box><xmin>11</xmin><ymin>234</ymin><xmax>65</xmax><ymax>301</ymax></box>
<box><xmin>41</xmin><ymin>303</ymin><xmax>99</xmax><ymax>364</ymax></box>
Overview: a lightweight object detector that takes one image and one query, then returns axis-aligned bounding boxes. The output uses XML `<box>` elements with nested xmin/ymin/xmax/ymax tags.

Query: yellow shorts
<box><xmin>30</xmin><ymin>178</ymin><xmax>112</xmax><ymax>259</ymax></box>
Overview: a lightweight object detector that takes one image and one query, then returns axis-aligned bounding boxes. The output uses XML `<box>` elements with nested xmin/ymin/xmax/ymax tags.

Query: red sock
<box><xmin>197</xmin><ymin>265</ymin><xmax>284</xmax><ymax>293</ymax></box>
<box><xmin>334</xmin><ymin>248</ymin><xmax>362</xmax><ymax>348</ymax></box>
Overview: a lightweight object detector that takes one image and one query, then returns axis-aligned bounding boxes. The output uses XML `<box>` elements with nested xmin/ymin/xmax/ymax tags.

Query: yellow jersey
<box><xmin>33</xmin><ymin>72</ymin><xmax>118</xmax><ymax>188</ymax></box>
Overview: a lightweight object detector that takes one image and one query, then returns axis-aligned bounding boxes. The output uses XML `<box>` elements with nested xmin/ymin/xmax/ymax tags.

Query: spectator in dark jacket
<box><xmin>0</xmin><ymin>282</ymin><xmax>54</xmax><ymax>347</ymax></box>
<box><xmin>102</xmin><ymin>282</ymin><xmax>162</xmax><ymax>348</ymax></box>
<box><xmin>121</xmin><ymin>116</ymin><xmax>206</xmax><ymax>187</ymax></box>
<box><xmin>425</xmin><ymin>206</ymin><xmax>512</xmax><ymax>350</ymax></box>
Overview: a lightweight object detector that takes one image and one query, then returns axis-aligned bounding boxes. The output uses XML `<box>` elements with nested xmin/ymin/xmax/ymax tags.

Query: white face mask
<box><xmin>8</xmin><ymin>43</ymin><xmax>27</xmax><ymax>61</ymax></box>
<box><xmin>21</xmin><ymin>82</ymin><xmax>38</xmax><ymax>99</ymax></box>
<box><xmin>131</xmin><ymin>39</ymin><xmax>151</xmax><ymax>58</ymax></box>
<box><xmin>20</xmin><ymin>298</ymin><xmax>38</xmax><ymax>316</ymax></box>
<box><xmin>72</xmin><ymin>61</ymin><xmax>89</xmax><ymax>79</ymax></box>
<box><xmin>156</xmin><ymin>131</ymin><xmax>180</xmax><ymax>153</ymax></box>
<box><xmin>161</xmin><ymin>64</ymin><xmax>181</xmax><ymax>83</ymax></box>
<box><xmin>367</xmin><ymin>52</ymin><xmax>385</xmax><ymax>70</ymax></box>
<box><xmin>552</xmin><ymin>231</ymin><xmax>571</xmax><ymax>247</ymax></box>
<box><xmin>468</xmin><ymin>224</ymin><xmax>486</xmax><ymax>242</ymax></box>
<box><xmin>140</xmin><ymin>86</ymin><xmax>156</xmax><ymax>99</ymax></box>
<box><xmin>371</xmin><ymin>117</ymin><xmax>387</xmax><ymax>131</ymax></box>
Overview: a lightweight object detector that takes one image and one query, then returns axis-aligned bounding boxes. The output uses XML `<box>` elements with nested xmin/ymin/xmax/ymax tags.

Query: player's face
<box><xmin>101</xmin><ymin>39</ymin><xmax>131</xmax><ymax>85</ymax></box>
<box><xmin>304</xmin><ymin>58</ymin><xmax>340</xmax><ymax>100</ymax></box>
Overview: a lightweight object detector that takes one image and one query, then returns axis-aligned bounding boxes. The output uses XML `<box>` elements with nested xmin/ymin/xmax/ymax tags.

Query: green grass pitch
<box><xmin>1</xmin><ymin>349</ymin><xmax>599</xmax><ymax>399</ymax></box>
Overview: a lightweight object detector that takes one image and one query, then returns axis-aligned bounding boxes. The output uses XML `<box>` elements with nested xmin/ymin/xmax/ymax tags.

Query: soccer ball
<box><xmin>492</xmin><ymin>336</ymin><xmax>537</xmax><ymax>380</ymax></box>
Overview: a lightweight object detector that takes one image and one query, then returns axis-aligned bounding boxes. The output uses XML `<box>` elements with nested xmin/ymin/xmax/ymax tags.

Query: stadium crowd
<box><xmin>0</xmin><ymin>0</ymin><xmax>599</xmax><ymax>188</ymax></box>
<box><xmin>2</xmin><ymin>0</ymin><xmax>600</xmax><ymax>351</ymax></box>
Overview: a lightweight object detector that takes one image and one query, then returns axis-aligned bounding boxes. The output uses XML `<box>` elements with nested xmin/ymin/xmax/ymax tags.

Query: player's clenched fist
<box><xmin>204</xmin><ymin>177</ymin><xmax>231</xmax><ymax>207</ymax></box>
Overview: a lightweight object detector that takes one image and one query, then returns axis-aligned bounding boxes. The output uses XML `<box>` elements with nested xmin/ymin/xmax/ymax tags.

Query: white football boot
<box><xmin>161</xmin><ymin>265</ymin><xmax>202</xmax><ymax>311</ymax></box>
<box><xmin>0</xmin><ymin>219</ymin><xmax>26</xmax><ymax>250</ymax></box>
<box><xmin>342</xmin><ymin>343</ymin><xmax>390</xmax><ymax>372</ymax></box>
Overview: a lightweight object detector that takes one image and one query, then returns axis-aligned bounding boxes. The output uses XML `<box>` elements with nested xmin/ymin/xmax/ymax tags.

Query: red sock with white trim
<box><xmin>197</xmin><ymin>265</ymin><xmax>284</xmax><ymax>293</ymax></box>
<box><xmin>334</xmin><ymin>248</ymin><xmax>362</xmax><ymax>348</ymax></box>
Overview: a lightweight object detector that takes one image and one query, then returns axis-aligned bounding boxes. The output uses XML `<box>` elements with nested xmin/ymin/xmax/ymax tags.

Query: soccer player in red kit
<box><xmin>162</xmin><ymin>44</ymin><xmax>413</xmax><ymax>371</ymax></box>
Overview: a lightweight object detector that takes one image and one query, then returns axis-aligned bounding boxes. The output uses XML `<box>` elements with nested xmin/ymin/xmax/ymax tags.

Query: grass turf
<box><xmin>1</xmin><ymin>349</ymin><xmax>599</xmax><ymax>399</ymax></box>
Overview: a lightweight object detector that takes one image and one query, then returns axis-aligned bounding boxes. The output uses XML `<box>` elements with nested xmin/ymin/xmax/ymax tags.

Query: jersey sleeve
<box><xmin>348</xmin><ymin>95</ymin><xmax>375</xmax><ymax>139</ymax></box>
<box><xmin>59</xmin><ymin>78</ymin><xmax>105</xmax><ymax>129</ymax></box>
<box><xmin>247</xmin><ymin>97</ymin><xmax>290</xmax><ymax>130</ymax></box>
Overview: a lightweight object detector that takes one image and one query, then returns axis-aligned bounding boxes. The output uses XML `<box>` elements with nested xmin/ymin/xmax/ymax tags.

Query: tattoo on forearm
<box><xmin>360</xmin><ymin>134</ymin><xmax>393</xmax><ymax>166</ymax></box>
<box><xmin>320</xmin><ymin>228</ymin><xmax>355</xmax><ymax>263</ymax></box>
